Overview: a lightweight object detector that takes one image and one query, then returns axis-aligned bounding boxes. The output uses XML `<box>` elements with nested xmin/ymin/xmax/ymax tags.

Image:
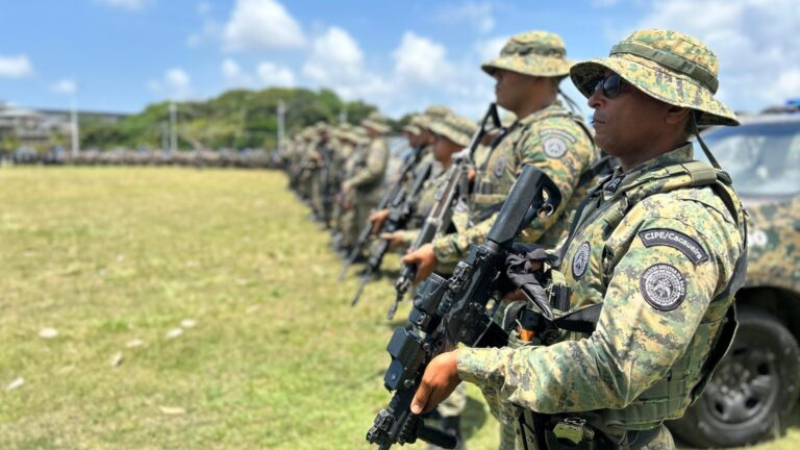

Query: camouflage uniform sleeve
<box><xmin>347</xmin><ymin>141</ymin><xmax>389</xmax><ymax>188</ymax></box>
<box><xmin>432</xmin><ymin>125</ymin><xmax>592</xmax><ymax>264</ymax></box>
<box><xmin>457</xmin><ymin>202</ymin><xmax>736</xmax><ymax>413</ymax></box>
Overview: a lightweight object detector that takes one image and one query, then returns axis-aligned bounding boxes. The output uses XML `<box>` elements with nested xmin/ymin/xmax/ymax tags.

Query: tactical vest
<box><xmin>471</xmin><ymin>106</ymin><xmax>599</xmax><ymax>247</ymax></box>
<box><xmin>521</xmin><ymin>160</ymin><xmax>748</xmax><ymax>447</ymax></box>
<box><xmin>473</xmin><ymin>107</ymin><xmax>593</xmax><ymax>220</ymax></box>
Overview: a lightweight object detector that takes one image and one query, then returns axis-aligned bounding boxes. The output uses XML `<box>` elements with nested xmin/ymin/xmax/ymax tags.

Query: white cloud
<box><xmin>257</xmin><ymin>62</ymin><xmax>295</xmax><ymax>87</ymax></box>
<box><xmin>50</xmin><ymin>79</ymin><xmax>77</xmax><ymax>95</ymax></box>
<box><xmin>222</xmin><ymin>59</ymin><xmax>242</xmax><ymax>79</ymax></box>
<box><xmin>95</xmin><ymin>0</ymin><xmax>152</xmax><ymax>11</ymax></box>
<box><xmin>222</xmin><ymin>0</ymin><xmax>305</xmax><ymax>52</ymax></box>
<box><xmin>393</xmin><ymin>32</ymin><xmax>452</xmax><ymax>86</ymax></box>
<box><xmin>436</xmin><ymin>2</ymin><xmax>496</xmax><ymax>34</ymax></box>
<box><xmin>148</xmin><ymin>67</ymin><xmax>192</xmax><ymax>99</ymax></box>
<box><xmin>299</xmin><ymin>26</ymin><xmax>392</xmax><ymax>101</ymax></box>
<box><xmin>221</xmin><ymin>58</ymin><xmax>255</xmax><ymax>87</ymax></box>
<box><xmin>474</xmin><ymin>36</ymin><xmax>509</xmax><ymax>62</ymax></box>
<box><xmin>0</xmin><ymin>55</ymin><xmax>34</xmax><ymax>78</ymax></box>
<box><xmin>636</xmin><ymin>0</ymin><xmax>800</xmax><ymax>112</ymax></box>
<box><xmin>303</xmin><ymin>26</ymin><xmax>363</xmax><ymax>84</ymax></box>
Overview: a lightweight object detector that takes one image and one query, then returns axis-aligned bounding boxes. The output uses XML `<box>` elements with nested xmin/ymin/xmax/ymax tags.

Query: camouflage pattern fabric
<box><xmin>432</xmin><ymin>101</ymin><xmax>598</xmax><ymax>263</ymax></box>
<box><xmin>744</xmin><ymin>196</ymin><xmax>800</xmax><ymax>292</ymax></box>
<box><xmin>340</xmin><ymin>136</ymin><xmax>389</xmax><ymax>249</ymax></box>
<box><xmin>570</xmin><ymin>29</ymin><xmax>738</xmax><ymax>126</ymax></box>
<box><xmin>456</xmin><ymin>145</ymin><xmax>747</xmax><ymax>450</ymax></box>
<box><xmin>482</xmin><ymin>31</ymin><xmax>573</xmax><ymax>78</ymax></box>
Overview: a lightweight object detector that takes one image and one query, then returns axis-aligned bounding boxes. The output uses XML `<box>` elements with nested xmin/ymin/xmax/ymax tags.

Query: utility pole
<box><xmin>277</xmin><ymin>100</ymin><xmax>286</xmax><ymax>153</ymax></box>
<box><xmin>169</xmin><ymin>101</ymin><xmax>177</xmax><ymax>153</ymax></box>
<box><xmin>70</xmin><ymin>94</ymin><xmax>80</xmax><ymax>156</ymax></box>
<box><xmin>161</xmin><ymin>121</ymin><xmax>169</xmax><ymax>155</ymax></box>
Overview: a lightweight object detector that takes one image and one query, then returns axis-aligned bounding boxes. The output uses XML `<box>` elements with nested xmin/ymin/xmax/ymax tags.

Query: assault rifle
<box><xmin>338</xmin><ymin>147</ymin><xmax>426</xmax><ymax>281</ymax></box>
<box><xmin>366</xmin><ymin>165</ymin><xmax>562</xmax><ymax>450</ymax></box>
<box><xmin>387</xmin><ymin>103</ymin><xmax>501</xmax><ymax>319</ymax></box>
<box><xmin>350</xmin><ymin>161</ymin><xmax>433</xmax><ymax>307</ymax></box>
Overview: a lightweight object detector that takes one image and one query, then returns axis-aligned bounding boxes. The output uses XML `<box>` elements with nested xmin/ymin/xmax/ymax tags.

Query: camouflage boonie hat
<box><xmin>351</xmin><ymin>126</ymin><xmax>370</xmax><ymax>145</ymax></box>
<box><xmin>429</xmin><ymin>113</ymin><xmax>478</xmax><ymax>147</ymax></box>
<box><xmin>570</xmin><ymin>29</ymin><xmax>738</xmax><ymax>126</ymax></box>
<box><xmin>482</xmin><ymin>31</ymin><xmax>572</xmax><ymax>78</ymax></box>
<box><xmin>405</xmin><ymin>114</ymin><xmax>429</xmax><ymax>134</ymax></box>
<box><xmin>400</xmin><ymin>114</ymin><xmax>421</xmax><ymax>135</ymax></box>
<box><xmin>333</xmin><ymin>122</ymin><xmax>353</xmax><ymax>140</ymax></box>
<box><xmin>362</xmin><ymin>111</ymin><xmax>391</xmax><ymax>133</ymax></box>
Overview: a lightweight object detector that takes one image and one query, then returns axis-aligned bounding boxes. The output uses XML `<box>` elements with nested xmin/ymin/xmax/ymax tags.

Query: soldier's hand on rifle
<box><xmin>402</xmin><ymin>243</ymin><xmax>437</xmax><ymax>284</ymax></box>
<box><xmin>368</xmin><ymin>209</ymin><xmax>390</xmax><ymax>234</ymax></box>
<box><xmin>410</xmin><ymin>350</ymin><xmax>462</xmax><ymax>415</ymax></box>
<box><xmin>380</xmin><ymin>231</ymin><xmax>406</xmax><ymax>251</ymax></box>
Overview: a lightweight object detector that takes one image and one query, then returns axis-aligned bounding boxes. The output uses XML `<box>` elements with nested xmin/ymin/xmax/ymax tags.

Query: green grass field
<box><xmin>0</xmin><ymin>167</ymin><xmax>798</xmax><ymax>449</ymax></box>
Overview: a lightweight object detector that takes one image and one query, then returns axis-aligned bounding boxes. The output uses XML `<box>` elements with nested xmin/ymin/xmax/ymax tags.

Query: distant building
<box><xmin>0</xmin><ymin>102</ymin><xmax>130</xmax><ymax>150</ymax></box>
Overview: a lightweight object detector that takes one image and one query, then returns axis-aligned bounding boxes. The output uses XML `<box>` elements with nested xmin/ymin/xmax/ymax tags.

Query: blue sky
<box><xmin>1</xmin><ymin>0</ymin><xmax>798</xmax><ymax>118</ymax></box>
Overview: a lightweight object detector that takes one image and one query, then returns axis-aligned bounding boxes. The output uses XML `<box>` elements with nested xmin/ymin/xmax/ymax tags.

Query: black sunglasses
<box><xmin>593</xmin><ymin>73</ymin><xmax>626</xmax><ymax>99</ymax></box>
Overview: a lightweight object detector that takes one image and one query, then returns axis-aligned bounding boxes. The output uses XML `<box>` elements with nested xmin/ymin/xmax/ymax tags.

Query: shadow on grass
<box><xmin>463</xmin><ymin>395</ymin><xmax>490</xmax><ymax>442</ymax></box>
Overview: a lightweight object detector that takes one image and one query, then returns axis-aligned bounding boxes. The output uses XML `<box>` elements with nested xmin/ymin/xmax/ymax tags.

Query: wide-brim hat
<box><xmin>429</xmin><ymin>114</ymin><xmax>477</xmax><ymax>148</ymax></box>
<box><xmin>403</xmin><ymin>124</ymin><xmax>421</xmax><ymax>135</ymax></box>
<box><xmin>361</xmin><ymin>111</ymin><xmax>391</xmax><ymax>134</ymax></box>
<box><xmin>570</xmin><ymin>29</ymin><xmax>738</xmax><ymax>126</ymax></box>
<box><xmin>482</xmin><ymin>31</ymin><xmax>573</xmax><ymax>78</ymax></box>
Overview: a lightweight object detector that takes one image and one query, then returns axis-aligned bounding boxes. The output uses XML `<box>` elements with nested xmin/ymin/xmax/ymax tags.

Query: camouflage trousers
<box><xmin>310</xmin><ymin>171</ymin><xmax>322</xmax><ymax>215</ymax></box>
<box><xmin>339</xmin><ymin>192</ymin><xmax>378</xmax><ymax>250</ymax></box>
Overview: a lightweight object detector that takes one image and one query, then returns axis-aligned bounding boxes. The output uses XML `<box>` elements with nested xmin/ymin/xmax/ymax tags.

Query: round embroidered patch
<box><xmin>748</xmin><ymin>229</ymin><xmax>768</xmax><ymax>248</ymax></box>
<box><xmin>493</xmin><ymin>155</ymin><xmax>506</xmax><ymax>178</ymax></box>
<box><xmin>543</xmin><ymin>137</ymin><xmax>568</xmax><ymax>158</ymax></box>
<box><xmin>640</xmin><ymin>264</ymin><xmax>687</xmax><ymax>311</ymax></box>
<box><xmin>572</xmin><ymin>242</ymin><xmax>591</xmax><ymax>279</ymax></box>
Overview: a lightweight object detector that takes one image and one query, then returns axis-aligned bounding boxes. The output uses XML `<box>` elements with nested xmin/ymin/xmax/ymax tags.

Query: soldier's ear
<box><xmin>664</xmin><ymin>105</ymin><xmax>691</xmax><ymax>126</ymax></box>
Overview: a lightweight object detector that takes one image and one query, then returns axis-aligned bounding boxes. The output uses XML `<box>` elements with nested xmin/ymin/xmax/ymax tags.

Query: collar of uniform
<box><xmin>516</xmin><ymin>100</ymin><xmax>569</xmax><ymax>128</ymax></box>
<box><xmin>603</xmin><ymin>143</ymin><xmax>694</xmax><ymax>200</ymax></box>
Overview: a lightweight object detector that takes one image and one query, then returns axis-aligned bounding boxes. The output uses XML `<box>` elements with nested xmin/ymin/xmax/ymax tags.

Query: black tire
<box><xmin>668</xmin><ymin>307</ymin><xmax>800</xmax><ymax>448</ymax></box>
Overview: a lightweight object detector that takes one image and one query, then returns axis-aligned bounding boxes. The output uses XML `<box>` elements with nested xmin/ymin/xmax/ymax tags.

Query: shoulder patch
<box><xmin>493</xmin><ymin>155</ymin><xmax>507</xmax><ymax>178</ymax></box>
<box><xmin>543</xmin><ymin>137</ymin><xmax>567</xmax><ymax>159</ymax></box>
<box><xmin>640</xmin><ymin>264</ymin><xmax>686</xmax><ymax>311</ymax></box>
<box><xmin>572</xmin><ymin>241</ymin><xmax>591</xmax><ymax>279</ymax></box>
<box><xmin>638</xmin><ymin>228</ymin><xmax>709</xmax><ymax>265</ymax></box>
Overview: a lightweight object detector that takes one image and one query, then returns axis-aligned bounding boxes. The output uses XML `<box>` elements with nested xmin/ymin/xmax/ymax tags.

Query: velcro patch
<box><xmin>640</xmin><ymin>264</ymin><xmax>686</xmax><ymax>311</ymax></box>
<box><xmin>638</xmin><ymin>228</ymin><xmax>709</xmax><ymax>265</ymax></box>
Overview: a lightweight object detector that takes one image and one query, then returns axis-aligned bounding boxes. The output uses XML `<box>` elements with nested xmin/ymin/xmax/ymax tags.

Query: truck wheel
<box><xmin>669</xmin><ymin>307</ymin><xmax>800</xmax><ymax>448</ymax></box>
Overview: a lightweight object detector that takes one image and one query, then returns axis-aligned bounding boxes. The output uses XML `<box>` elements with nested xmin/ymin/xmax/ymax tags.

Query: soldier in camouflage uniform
<box><xmin>339</xmin><ymin>113</ymin><xmax>390</xmax><ymax>255</ymax></box>
<box><xmin>330</xmin><ymin>123</ymin><xmax>356</xmax><ymax>245</ymax></box>
<box><xmin>367</xmin><ymin>107</ymin><xmax>451</xmax><ymax>235</ymax></box>
<box><xmin>310</xmin><ymin>122</ymin><xmax>331</xmax><ymax>222</ymax></box>
<box><xmin>403</xmin><ymin>31</ymin><xmax>599</xmax><ymax>286</ymax></box>
<box><xmin>378</xmin><ymin>112</ymin><xmax>477</xmax><ymax>450</ymax></box>
<box><xmin>382</xmin><ymin>113</ymin><xmax>476</xmax><ymax>253</ymax></box>
<box><xmin>408</xmin><ymin>29</ymin><xmax>748</xmax><ymax>450</ymax></box>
